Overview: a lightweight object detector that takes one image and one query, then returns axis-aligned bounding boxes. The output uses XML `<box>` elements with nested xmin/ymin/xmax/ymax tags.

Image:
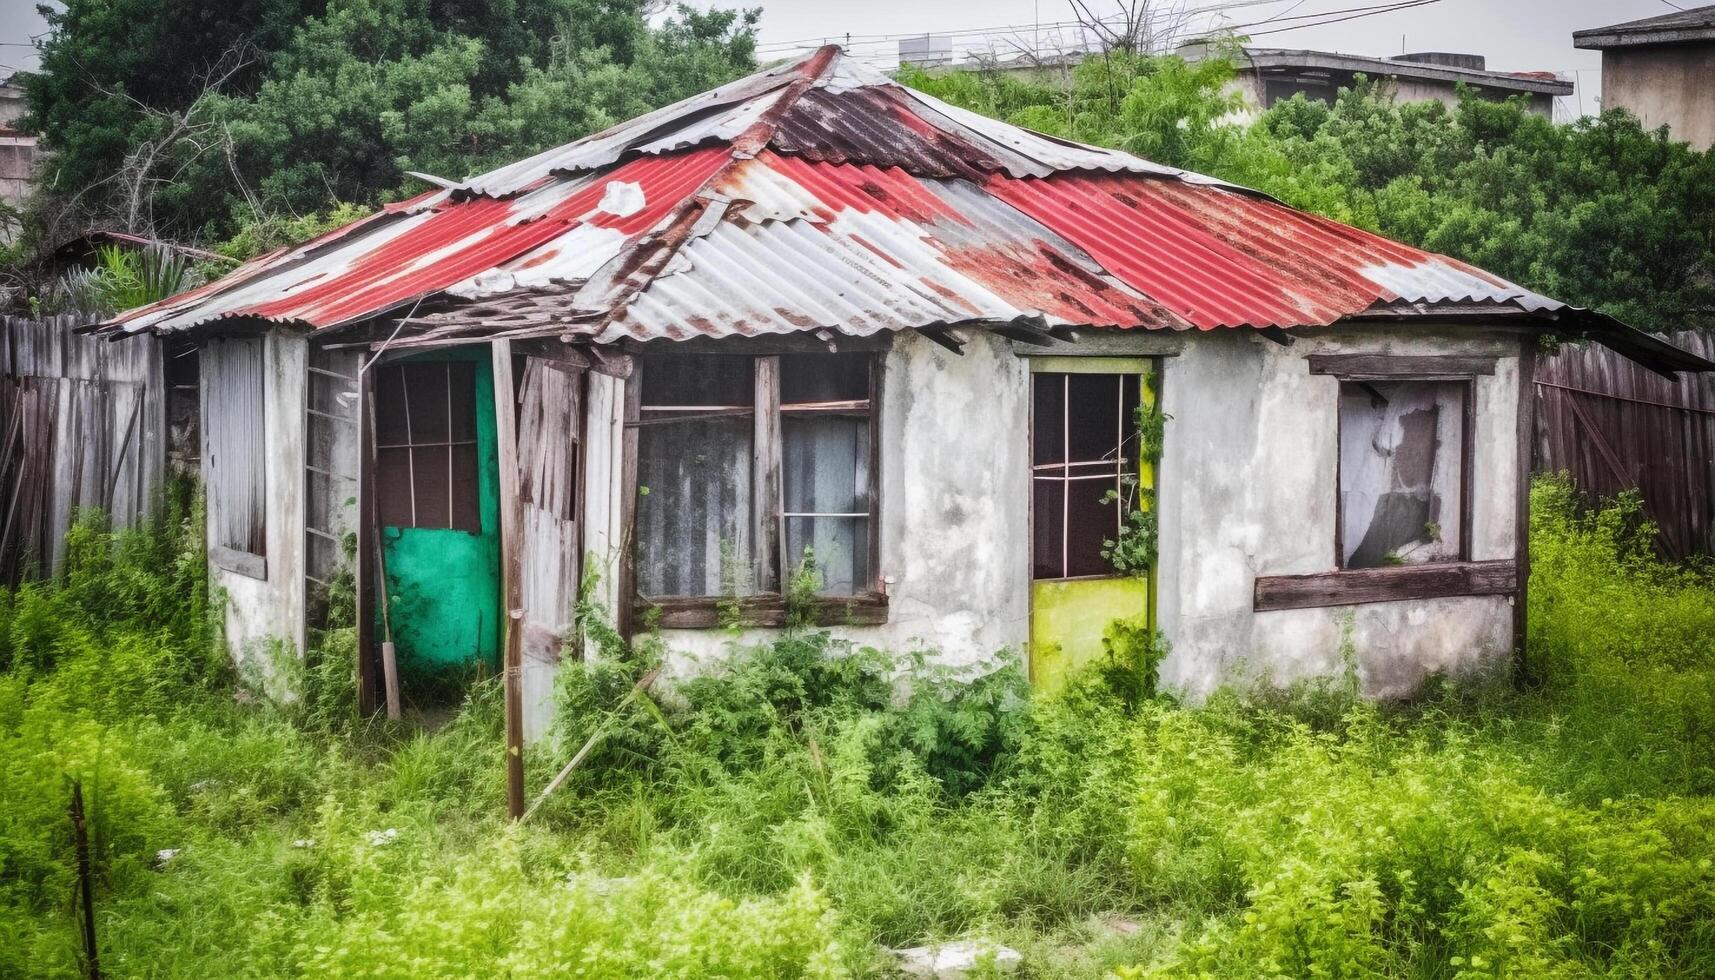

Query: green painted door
<box><xmin>1028</xmin><ymin>358</ymin><xmax>1156</xmax><ymax>692</ymax></box>
<box><xmin>373</xmin><ymin>350</ymin><xmax>502</xmax><ymax>685</ymax></box>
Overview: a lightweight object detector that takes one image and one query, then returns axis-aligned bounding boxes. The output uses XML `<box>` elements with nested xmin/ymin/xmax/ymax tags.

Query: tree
<box><xmin>24</xmin><ymin>0</ymin><xmax>758</xmax><ymax>245</ymax></box>
<box><xmin>903</xmin><ymin>54</ymin><xmax>1715</xmax><ymax>332</ymax></box>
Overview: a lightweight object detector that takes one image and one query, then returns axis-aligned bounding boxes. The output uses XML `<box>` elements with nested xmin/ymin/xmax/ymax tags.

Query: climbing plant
<box><xmin>1102</xmin><ymin>396</ymin><xmax>1169</xmax><ymax>577</ymax></box>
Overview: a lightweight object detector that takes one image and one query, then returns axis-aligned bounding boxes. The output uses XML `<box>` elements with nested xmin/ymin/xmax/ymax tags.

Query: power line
<box><xmin>754</xmin><ymin>0</ymin><xmax>1302</xmax><ymax>54</ymax></box>
<box><xmin>1242</xmin><ymin>0</ymin><xmax>1444</xmax><ymax>38</ymax></box>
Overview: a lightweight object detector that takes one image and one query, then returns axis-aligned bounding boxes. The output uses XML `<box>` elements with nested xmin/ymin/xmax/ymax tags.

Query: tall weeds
<box><xmin>1</xmin><ymin>478</ymin><xmax>1711</xmax><ymax>976</ymax></box>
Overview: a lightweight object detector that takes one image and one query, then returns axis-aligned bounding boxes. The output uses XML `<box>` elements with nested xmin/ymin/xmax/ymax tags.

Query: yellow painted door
<box><xmin>1028</xmin><ymin>358</ymin><xmax>1155</xmax><ymax>692</ymax></box>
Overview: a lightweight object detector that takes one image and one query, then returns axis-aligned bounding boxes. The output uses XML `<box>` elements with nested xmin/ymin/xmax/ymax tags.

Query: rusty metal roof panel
<box><xmin>985</xmin><ymin>171</ymin><xmax>1559</xmax><ymax>330</ymax></box>
<box><xmin>593</xmin><ymin>153</ymin><xmax>1185</xmax><ymax>342</ymax></box>
<box><xmin>113</xmin><ymin>150</ymin><xmax>728</xmax><ymax>334</ymax></box>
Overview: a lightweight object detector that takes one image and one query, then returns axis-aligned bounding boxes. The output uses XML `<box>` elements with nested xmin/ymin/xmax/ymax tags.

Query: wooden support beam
<box><xmin>917</xmin><ymin>327</ymin><xmax>965</xmax><ymax>355</ymax></box>
<box><xmin>1253</xmin><ymin>560</ymin><xmax>1517</xmax><ymax>612</ymax></box>
<box><xmin>753</xmin><ymin>356</ymin><xmax>782</xmax><ymax>594</ymax></box>
<box><xmin>1514</xmin><ymin>339</ymin><xmax>1535</xmax><ymax>677</ymax></box>
<box><xmin>491</xmin><ymin>339</ymin><xmax>526</xmax><ymax>820</ymax></box>
<box><xmin>1307</xmin><ymin>353</ymin><xmax>1497</xmax><ymax>378</ymax></box>
<box><xmin>616</xmin><ymin>365</ymin><xmax>642</xmax><ymax>641</ymax></box>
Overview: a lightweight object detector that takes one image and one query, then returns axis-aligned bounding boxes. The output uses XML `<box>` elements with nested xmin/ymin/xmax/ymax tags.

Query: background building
<box><xmin>1575</xmin><ymin>4</ymin><xmax>1715</xmax><ymax>150</ymax></box>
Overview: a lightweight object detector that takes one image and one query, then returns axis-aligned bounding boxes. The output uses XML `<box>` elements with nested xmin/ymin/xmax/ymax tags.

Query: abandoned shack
<box><xmin>95</xmin><ymin>47</ymin><xmax>1712</xmax><ymax>740</ymax></box>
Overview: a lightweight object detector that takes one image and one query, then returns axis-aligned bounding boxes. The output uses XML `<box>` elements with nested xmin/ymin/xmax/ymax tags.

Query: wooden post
<box><xmin>753</xmin><ymin>356</ymin><xmax>781</xmax><ymax>594</ymax></box>
<box><xmin>354</xmin><ymin>364</ymin><xmax>378</xmax><ymax>716</ymax></box>
<box><xmin>68</xmin><ymin>780</ymin><xmax>102</xmax><ymax>980</ymax></box>
<box><xmin>616</xmin><ymin>364</ymin><xmax>642</xmax><ymax>641</ymax></box>
<box><xmin>491</xmin><ymin>340</ymin><xmax>526</xmax><ymax>820</ymax></box>
<box><xmin>1514</xmin><ymin>334</ymin><xmax>1537</xmax><ymax>681</ymax></box>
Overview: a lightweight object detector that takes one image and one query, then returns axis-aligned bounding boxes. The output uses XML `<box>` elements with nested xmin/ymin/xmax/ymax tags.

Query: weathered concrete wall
<box><xmin>206</xmin><ymin>327</ymin><xmax>307</xmax><ymax>691</ymax></box>
<box><xmin>653</xmin><ymin>329</ymin><xmax>1034</xmax><ymax>675</ymax></box>
<box><xmin>604</xmin><ymin>324</ymin><xmax>1523</xmax><ymax>700</ymax></box>
<box><xmin>1601</xmin><ymin>44</ymin><xmax>1715</xmax><ymax>150</ymax></box>
<box><xmin>1154</xmin><ymin>326</ymin><xmax>1521</xmax><ymax>698</ymax></box>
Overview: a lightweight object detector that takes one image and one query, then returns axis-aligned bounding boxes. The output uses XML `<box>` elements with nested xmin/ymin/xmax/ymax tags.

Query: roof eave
<box><xmin>1573</xmin><ymin>27</ymin><xmax>1715</xmax><ymax>50</ymax></box>
<box><xmin>1236</xmin><ymin>48</ymin><xmax>1573</xmax><ymax>95</ymax></box>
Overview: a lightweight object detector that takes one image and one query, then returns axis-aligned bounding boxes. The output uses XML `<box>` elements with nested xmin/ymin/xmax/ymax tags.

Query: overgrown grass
<box><xmin>2</xmin><ymin>477</ymin><xmax>1712</xmax><ymax>977</ymax></box>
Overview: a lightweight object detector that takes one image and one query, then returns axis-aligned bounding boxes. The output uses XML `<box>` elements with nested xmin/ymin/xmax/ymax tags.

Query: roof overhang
<box><xmin>1235</xmin><ymin>48</ymin><xmax>1573</xmax><ymax>96</ymax></box>
<box><xmin>1574</xmin><ymin>9</ymin><xmax>1715</xmax><ymax>50</ymax></box>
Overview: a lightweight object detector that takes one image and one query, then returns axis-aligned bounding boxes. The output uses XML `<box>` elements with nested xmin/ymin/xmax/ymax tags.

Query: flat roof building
<box><xmin>1575</xmin><ymin>4</ymin><xmax>1715</xmax><ymax>149</ymax></box>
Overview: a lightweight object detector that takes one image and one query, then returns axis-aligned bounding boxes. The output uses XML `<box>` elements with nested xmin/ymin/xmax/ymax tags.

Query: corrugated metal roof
<box><xmin>96</xmin><ymin>45</ymin><xmax>1715</xmax><ymax>375</ymax></box>
<box><xmin>595</xmin><ymin>152</ymin><xmax>1181</xmax><ymax>341</ymax></box>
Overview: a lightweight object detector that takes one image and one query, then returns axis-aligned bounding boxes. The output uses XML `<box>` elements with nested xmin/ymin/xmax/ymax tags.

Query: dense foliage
<box><xmin>2</xmin><ymin>480</ymin><xmax>1712</xmax><ymax>976</ymax></box>
<box><xmin>902</xmin><ymin>54</ymin><xmax>1715</xmax><ymax>332</ymax></box>
<box><xmin>22</xmin><ymin>0</ymin><xmax>758</xmax><ymax>247</ymax></box>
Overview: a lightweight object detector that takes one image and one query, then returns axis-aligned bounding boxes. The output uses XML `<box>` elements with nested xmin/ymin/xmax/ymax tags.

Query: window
<box><xmin>636</xmin><ymin>356</ymin><xmax>755</xmax><ymax>597</ymax></box>
<box><xmin>1338</xmin><ymin>380</ymin><xmax>1468</xmax><ymax>569</ymax></box>
<box><xmin>204</xmin><ymin>336</ymin><xmax>266</xmax><ymax>574</ymax></box>
<box><xmin>1032</xmin><ymin>371</ymin><xmax>1141</xmax><ymax>580</ymax></box>
<box><xmin>373</xmin><ymin>361</ymin><xmax>481</xmax><ymax>532</ymax></box>
<box><xmin>636</xmin><ymin>353</ymin><xmax>876</xmax><ymax>601</ymax></box>
<box><xmin>781</xmin><ymin>354</ymin><xmax>873</xmax><ymax>595</ymax></box>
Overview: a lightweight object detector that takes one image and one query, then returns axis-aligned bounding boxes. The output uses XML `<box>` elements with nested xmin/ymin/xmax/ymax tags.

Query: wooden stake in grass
<box><xmin>522</xmin><ymin>668</ymin><xmax>661</xmax><ymax>824</ymax></box>
<box><xmin>68</xmin><ymin>779</ymin><xmax>102</xmax><ymax>980</ymax></box>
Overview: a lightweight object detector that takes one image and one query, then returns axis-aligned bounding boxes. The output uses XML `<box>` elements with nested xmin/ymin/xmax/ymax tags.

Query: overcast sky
<box><xmin>0</xmin><ymin>0</ymin><xmax>1692</xmax><ymax>117</ymax></box>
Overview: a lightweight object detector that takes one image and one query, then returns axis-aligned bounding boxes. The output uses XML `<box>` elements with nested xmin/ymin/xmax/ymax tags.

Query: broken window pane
<box><xmin>373</xmin><ymin>360</ymin><xmax>481</xmax><ymax>533</ymax></box>
<box><xmin>1032</xmin><ymin>371</ymin><xmax>1141</xmax><ymax>580</ymax></box>
<box><xmin>637</xmin><ymin>357</ymin><xmax>755</xmax><ymax>597</ymax></box>
<box><xmin>1339</xmin><ymin>380</ymin><xmax>1466</xmax><ymax>568</ymax></box>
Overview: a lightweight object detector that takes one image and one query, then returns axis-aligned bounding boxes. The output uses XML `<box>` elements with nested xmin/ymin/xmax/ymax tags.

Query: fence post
<box><xmin>68</xmin><ymin>779</ymin><xmax>102</xmax><ymax>980</ymax></box>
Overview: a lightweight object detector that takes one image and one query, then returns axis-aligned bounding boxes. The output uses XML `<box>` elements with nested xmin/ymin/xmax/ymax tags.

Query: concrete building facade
<box><xmin>1575</xmin><ymin>5</ymin><xmax>1715</xmax><ymax>150</ymax></box>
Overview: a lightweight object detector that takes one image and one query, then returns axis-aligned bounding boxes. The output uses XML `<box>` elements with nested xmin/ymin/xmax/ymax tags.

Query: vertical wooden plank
<box><xmin>616</xmin><ymin>364</ymin><xmax>641</xmax><ymax>641</ymax></box>
<box><xmin>753</xmin><ymin>355</ymin><xmax>781</xmax><ymax>593</ymax></box>
<box><xmin>354</xmin><ymin>363</ymin><xmax>377</xmax><ymax>716</ymax></box>
<box><xmin>866</xmin><ymin>350</ymin><xmax>883</xmax><ymax>594</ymax></box>
<box><xmin>1514</xmin><ymin>337</ymin><xmax>1536</xmax><ymax>672</ymax></box>
<box><xmin>491</xmin><ymin>340</ymin><xmax>526</xmax><ymax>820</ymax></box>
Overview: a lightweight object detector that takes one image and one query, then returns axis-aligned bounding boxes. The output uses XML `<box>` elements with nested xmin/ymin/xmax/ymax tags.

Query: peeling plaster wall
<box><xmin>652</xmin><ymin>329</ymin><xmax>1034</xmax><ymax>676</ymax></box>
<box><xmin>1154</xmin><ymin>326</ymin><xmax>1522</xmax><ymax>699</ymax></box>
<box><xmin>205</xmin><ymin>327</ymin><xmax>308</xmax><ymax>693</ymax></box>
<box><xmin>587</xmin><ymin>323</ymin><xmax>1522</xmax><ymax>700</ymax></box>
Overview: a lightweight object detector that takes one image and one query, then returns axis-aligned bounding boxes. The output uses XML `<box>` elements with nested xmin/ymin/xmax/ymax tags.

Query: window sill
<box><xmin>211</xmin><ymin>546</ymin><xmax>268</xmax><ymax>581</ymax></box>
<box><xmin>1253</xmin><ymin>560</ymin><xmax>1516</xmax><ymax>612</ymax></box>
<box><xmin>636</xmin><ymin>592</ymin><xmax>890</xmax><ymax>629</ymax></box>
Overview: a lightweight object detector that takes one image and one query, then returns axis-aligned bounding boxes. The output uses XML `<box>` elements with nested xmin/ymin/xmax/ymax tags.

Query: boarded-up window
<box><xmin>1339</xmin><ymin>380</ymin><xmax>1467</xmax><ymax>568</ymax></box>
<box><xmin>204</xmin><ymin>336</ymin><xmax>267</xmax><ymax>563</ymax></box>
<box><xmin>637</xmin><ymin>356</ymin><xmax>755</xmax><ymax>597</ymax></box>
<box><xmin>781</xmin><ymin>354</ymin><xmax>872</xmax><ymax>595</ymax></box>
<box><xmin>1032</xmin><ymin>372</ymin><xmax>1140</xmax><ymax>580</ymax></box>
<box><xmin>636</xmin><ymin>353</ymin><xmax>877</xmax><ymax>599</ymax></box>
<box><xmin>374</xmin><ymin>361</ymin><xmax>481</xmax><ymax>532</ymax></box>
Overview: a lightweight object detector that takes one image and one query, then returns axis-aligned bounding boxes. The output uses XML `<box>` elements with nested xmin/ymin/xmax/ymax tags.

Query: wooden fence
<box><xmin>1</xmin><ymin>314</ymin><xmax>167</xmax><ymax>583</ymax></box>
<box><xmin>1535</xmin><ymin>330</ymin><xmax>1715</xmax><ymax>559</ymax></box>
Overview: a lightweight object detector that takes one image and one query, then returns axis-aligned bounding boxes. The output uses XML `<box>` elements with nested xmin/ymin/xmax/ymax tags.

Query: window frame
<box><xmin>1028</xmin><ymin>363</ymin><xmax>1150</xmax><ymax>582</ymax></box>
<box><xmin>1333</xmin><ymin>376</ymin><xmax>1475</xmax><ymax>570</ymax></box>
<box><xmin>372</xmin><ymin>360</ymin><xmax>483</xmax><ymax>534</ymax></box>
<box><xmin>204</xmin><ymin>334</ymin><xmax>268</xmax><ymax>579</ymax></box>
<box><xmin>629</xmin><ymin>349</ymin><xmax>886</xmax><ymax>628</ymax></box>
<box><xmin>1253</xmin><ymin>353</ymin><xmax>1518</xmax><ymax>612</ymax></box>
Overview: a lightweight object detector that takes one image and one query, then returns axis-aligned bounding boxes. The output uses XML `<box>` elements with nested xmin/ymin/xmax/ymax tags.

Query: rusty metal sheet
<box><xmin>593</xmin><ymin>153</ymin><xmax>1183</xmax><ymax>342</ymax></box>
